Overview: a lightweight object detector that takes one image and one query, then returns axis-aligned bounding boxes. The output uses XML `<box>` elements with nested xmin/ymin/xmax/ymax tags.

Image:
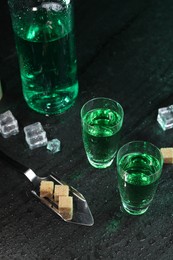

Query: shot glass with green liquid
<box><xmin>81</xmin><ymin>98</ymin><xmax>124</xmax><ymax>168</ymax></box>
<box><xmin>116</xmin><ymin>141</ymin><xmax>163</xmax><ymax>215</ymax></box>
<box><xmin>8</xmin><ymin>0</ymin><xmax>78</xmax><ymax>115</ymax></box>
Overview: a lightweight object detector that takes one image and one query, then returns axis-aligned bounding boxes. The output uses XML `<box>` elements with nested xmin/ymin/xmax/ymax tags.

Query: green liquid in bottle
<box><xmin>12</xmin><ymin>3</ymin><xmax>78</xmax><ymax>114</ymax></box>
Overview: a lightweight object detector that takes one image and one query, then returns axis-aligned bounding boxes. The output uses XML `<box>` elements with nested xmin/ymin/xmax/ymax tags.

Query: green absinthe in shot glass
<box><xmin>9</xmin><ymin>1</ymin><xmax>78</xmax><ymax>114</ymax></box>
<box><xmin>82</xmin><ymin>107</ymin><xmax>123</xmax><ymax>168</ymax></box>
<box><xmin>117</xmin><ymin>151</ymin><xmax>162</xmax><ymax>215</ymax></box>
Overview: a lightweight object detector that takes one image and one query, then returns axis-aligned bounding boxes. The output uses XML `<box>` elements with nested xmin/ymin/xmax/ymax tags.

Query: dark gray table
<box><xmin>1</xmin><ymin>0</ymin><xmax>173</xmax><ymax>259</ymax></box>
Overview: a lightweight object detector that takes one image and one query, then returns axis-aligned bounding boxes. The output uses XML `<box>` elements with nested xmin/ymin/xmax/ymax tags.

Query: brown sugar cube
<box><xmin>40</xmin><ymin>181</ymin><xmax>54</xmax><ymax>199</ymax></box>
<box><xmin>54</xmin><ymin>185</ymin><xmax>69</xmax><ymax>202</ymax></box>
<box><xmin>59</xmin><ymin>196</ymin><xmax>73</xmax><ymax>220</ymax></box>
<box><xmin>160</xmin><ymin>148</ymin><xmax>173</xmax><ymax>164</ymax></box>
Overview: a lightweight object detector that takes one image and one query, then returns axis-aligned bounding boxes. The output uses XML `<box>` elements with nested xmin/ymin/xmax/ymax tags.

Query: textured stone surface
<box><xmin>1</xmin><ymin>0</ymin><xmax>173</xmax><ymax>259</ymax></box>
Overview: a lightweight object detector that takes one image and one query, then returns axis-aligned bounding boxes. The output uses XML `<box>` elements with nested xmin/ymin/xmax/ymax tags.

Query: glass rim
<box><xmin>81</xmin><ymin>97</ymin><xmax>124</xmax><ymax>129</ymax></box>
<box><xmin>117</xmin><ymin>140</ymin><xmax>163</xmax><ymax>170</ymax></box>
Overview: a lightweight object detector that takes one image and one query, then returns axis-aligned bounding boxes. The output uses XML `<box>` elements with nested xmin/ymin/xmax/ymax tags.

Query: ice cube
<box><xmin>0</xmin><ymin>110</ymin><xmax>13</xmax><ymax>129</ymax></box>
<box><xmin>47</xmin><ymin>139</ymin><xmax>61</xmax><ymax>154</ymax></box>
<box><xmin>24</xmin><ymin>122</ymin><xmax>48</xmax><ymax>149</ymax></box>
<box><xmin>1</xmin><ymin>120</ymin><xmax>19</xmax><ymax>138</ymax></box>
<box><xmin>24</xmin><ymin>122</ymin><xmax>43</xmax><ymax>137</ymax></box>
<box><xmin>157</xmin><ymin>105</ymin><xmax>173</xmax><ymax>130</ymax></box>
<box><xmin>0</xmin><ymin>110</ymin><xmax>19</xmax><ymax>138</ymax></box>
<box><xmin>26</xmin><ymin>132</ymin><xmax>48</xmax><ymax>150</ymax></box>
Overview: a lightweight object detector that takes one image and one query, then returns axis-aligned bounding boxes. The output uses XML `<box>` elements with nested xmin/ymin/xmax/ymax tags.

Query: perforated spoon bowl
<box><xmin>0</xmin><ymin>151</ymin><xmax>94</xmax><ymax>226</ymax></box>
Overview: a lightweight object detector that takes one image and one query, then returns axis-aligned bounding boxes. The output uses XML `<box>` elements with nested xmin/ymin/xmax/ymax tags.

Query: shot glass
<box><xmin>81</xmin><ymin>97</ymin><xmax>124</xmax><ymax>168</ymax></box>
<box><xmin>116</xmin><ymin>141</ymin><xmax>163</xmax><ymax>215</ymax></box>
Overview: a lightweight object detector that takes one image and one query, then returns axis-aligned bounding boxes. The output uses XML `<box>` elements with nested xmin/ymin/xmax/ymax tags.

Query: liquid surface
<box><xmin>118</xmin><ymin>152</ymin><xmax>162</xmax><ymax>213</ymax></box>
<box><xmin>82</xmin><ymin>108</ymin><xmax>122</xmax><ymax>168</ymax></box>
<box><xmin>12</xmin><ymin>2</ymin><xmax>78</xmax><ymax>114</ymax></box>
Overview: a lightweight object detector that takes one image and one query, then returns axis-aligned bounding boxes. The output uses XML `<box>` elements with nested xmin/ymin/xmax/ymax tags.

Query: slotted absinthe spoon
<box><xmin>0</xmin><ymin>150</ymin><xmax>94</xmax><ymax>226</ymax></box>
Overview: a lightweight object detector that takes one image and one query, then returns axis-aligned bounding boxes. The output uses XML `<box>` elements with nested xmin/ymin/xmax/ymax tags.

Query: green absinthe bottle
<box><xmin>8</xmin><ymin>0</ymin><xmax>78</xmax><ymax>115</ymax></box>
